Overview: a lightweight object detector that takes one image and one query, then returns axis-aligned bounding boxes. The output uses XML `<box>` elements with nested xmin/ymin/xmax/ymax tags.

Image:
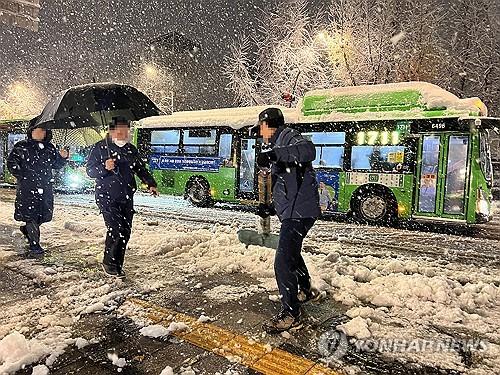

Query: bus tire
<box><xmin>186</xmin><ymin>177</ymin><xmax>213</xmax><ymax>208</ymax></box>
<box><xmin>352</xmin><ymin>186</ymin><xmax>397</xmax><ymax>226</ymax></box>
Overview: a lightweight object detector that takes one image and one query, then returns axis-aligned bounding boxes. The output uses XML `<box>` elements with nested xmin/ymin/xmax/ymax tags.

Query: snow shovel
<box><xmin>238</xmin><ymin>169</ymin><xmax>280</xmax><ymax>249</ymax></box>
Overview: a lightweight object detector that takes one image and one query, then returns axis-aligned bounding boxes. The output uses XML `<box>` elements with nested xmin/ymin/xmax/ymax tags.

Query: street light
<box><xmin>144</xmin><ymin>64</ymin><xmax>159</xmax><ymax>79</ymax></box>
<box><xmin>2</xmin><ymin>80</ymin><xmax>43</xmax><ymax>119</ymax></box>
<box><xmin>139</xmin><ymin>63</ymin><xmax>174</xmax><ymax>114</ymax></box>
<box><xmin>146</xmin><ymin>32</ymin><xmax>201</xmax><ymax>113</ymax></box>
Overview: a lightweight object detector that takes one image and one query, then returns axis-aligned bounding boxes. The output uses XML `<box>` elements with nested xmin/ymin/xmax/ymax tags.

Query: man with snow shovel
<box><xmin>255</xmin><ymin>108</ymin><xmax>322</xmax><ymax>333</ymax></box>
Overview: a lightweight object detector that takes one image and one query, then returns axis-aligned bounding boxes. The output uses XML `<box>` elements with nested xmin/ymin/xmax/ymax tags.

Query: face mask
<box><xmin>113</xmin><ymin>139</ymin><xmax>128</xmax><ymax>148</ymax></box>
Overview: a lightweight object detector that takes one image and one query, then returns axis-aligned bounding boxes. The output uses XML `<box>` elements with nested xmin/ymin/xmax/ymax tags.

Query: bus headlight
<box><xmin>476</xmin><ymin>188</ymin><xmax>490</xmax><ymax>217</ymax></box>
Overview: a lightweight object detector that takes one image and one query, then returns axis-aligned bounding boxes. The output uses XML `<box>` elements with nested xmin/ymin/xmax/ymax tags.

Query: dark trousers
<box><xmin>21</xmin><ymin>221</ymin><xmax>41</xmax><ymax>248</ymax></box>
<box><xmin>275</xmin><ymin>218</ymin><xmax>316</xmax><ymax>317</ymax></box>
<box><xmin>99</xmin><ymin>199</ymin><xmax>134</xmax><ymax>272</ymax></box>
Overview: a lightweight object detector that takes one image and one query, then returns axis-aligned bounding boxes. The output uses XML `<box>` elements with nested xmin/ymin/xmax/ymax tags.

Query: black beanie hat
<box><xmin>258</xmin><ymin>107</ymin><xmax>285</xmax><ymax>128</ymax></box>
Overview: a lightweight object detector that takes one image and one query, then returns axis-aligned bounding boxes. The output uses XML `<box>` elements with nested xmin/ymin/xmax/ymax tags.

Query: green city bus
<box><xmin>0</xmin><ymin>118</ymin><xmax>94</xmax><ymax>191</ymax></box>
<box><xmin>0</xmin><ymin>118</ymin><xmax>30</xmax><ymax>184</ymax></box>
<box><xmin>135</xmin><ymin>82</ymin><xmax>497</xmax><ymax>225</ymax></box>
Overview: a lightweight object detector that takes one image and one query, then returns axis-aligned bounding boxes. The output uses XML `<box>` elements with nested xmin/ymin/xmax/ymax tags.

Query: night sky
<box><xmin>0</xmin><ymin>0</ymin><xmax>272</xmax><ymax>110</ymax></box>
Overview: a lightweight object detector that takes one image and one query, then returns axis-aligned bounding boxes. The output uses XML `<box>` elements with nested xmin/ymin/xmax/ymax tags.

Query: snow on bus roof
<box><xmin>300</xmin><ymin>81</ymin><xmax>488</xmax><ymax>120</ymax></box>
<box><xmin>138</xmin><ymin>82</ymin><xmax>489</xmax><ymax>128</ymax></box>
<box><xmin>139</xmin><ymin>106</ymin><xmax>297</xmax><ymax>129</ymax></box>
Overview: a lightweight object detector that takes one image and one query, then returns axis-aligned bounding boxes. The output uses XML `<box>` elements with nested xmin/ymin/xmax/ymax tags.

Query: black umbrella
<box><xmin>35</xmin><ymin>82</ymin><xmax>162</xmax><ymax>130</ymax></box>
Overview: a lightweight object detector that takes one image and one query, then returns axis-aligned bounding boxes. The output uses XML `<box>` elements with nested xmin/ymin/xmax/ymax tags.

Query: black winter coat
<box><xmin>7</xmin><ymin>128</ymin><xmax>66</xmax><ymax>223</ymax></box>
<box><xmin>270</xmin><ymin>127</ymin><xmax>321</xmax><ymax>221</ymax></box>
<box><xmin>86</xmin><ymin>137</ymin><xmax>157</xmax><ymax>206</ymax></box>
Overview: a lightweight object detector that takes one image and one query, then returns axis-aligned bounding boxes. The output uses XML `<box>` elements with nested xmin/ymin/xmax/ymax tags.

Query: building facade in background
<box><xmin>0</xmin><ymin>0</ymin><xmax>39</xmax><ymax>31</ymax></box>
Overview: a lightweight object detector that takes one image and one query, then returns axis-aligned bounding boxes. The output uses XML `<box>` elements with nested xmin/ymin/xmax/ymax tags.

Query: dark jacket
<box><xmin>86</xmin><ymin>137</ymin><xmax>156</xmax><ymax>206</ymax></box>
<box><xmin>7</xmin><ymin>128</ymin><xmax>66</xmax><ymax>223</ymax></box>
<box><xmin>270</xmin><ymin>127</ymin><xmax>321</xmax><ymax>221</ymax></box>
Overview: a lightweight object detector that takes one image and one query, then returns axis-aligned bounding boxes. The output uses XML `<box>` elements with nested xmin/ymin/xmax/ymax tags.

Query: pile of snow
<box><xmin>139</xmin><ymin>322</ymin><xmax>189</xmax><ymax>339</ymax></box>
<box><xmin>337</xmin><ymin>316</ymin><xmax>371</xmax><ymax>339</ymax></box>
<box><xmin>197</xmin><ymin>314</ymin><xmax>212</xmax><ymax>323</ymax></box>
<box><xmin>107</xmin><ymin>352</ymin><xmax>127</xmax><ymax>369</ymax></box>
<box><xmin>31</xmin><ymin>364</ymin><xmax>50</xmax><ymax>375</ymax></box>
<box><xmin>0</xmin><ymin>332</ymin><xmax>49</xmax><ymax>374</ymax></box>
<box><xmin>160</xmin><ymin>366</ymin><xmax>174</xmax><ymax>375</ymax></box>
<box><xmin>74</xmin><ymin>337</ymin><xmax>89</xmax><ymax>349</ymax></box>
<box><xmin>1</xmin><ymin>189</ymin><xmax>499</xmax><ymax>374</ymax></box>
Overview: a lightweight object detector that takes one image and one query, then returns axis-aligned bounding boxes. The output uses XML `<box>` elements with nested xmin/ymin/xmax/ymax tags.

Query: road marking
<box><xmin>129</xmin><ymin>298</ymin><xmax>342</xmax><ymax>375</ymax></box>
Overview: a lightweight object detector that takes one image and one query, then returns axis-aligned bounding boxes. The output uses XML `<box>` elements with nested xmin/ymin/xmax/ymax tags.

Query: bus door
<box><xmin>415</xmin><ymin>133</ymin><xmax>471</xmax><ymax>220</ymax></box>
<box><xmin>237</xmin><ymin>136</ymin><xmax>259</xmax><ymax>200</ymax></box>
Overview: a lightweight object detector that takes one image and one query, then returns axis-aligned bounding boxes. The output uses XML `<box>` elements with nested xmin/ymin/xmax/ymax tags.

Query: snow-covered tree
<box><xmin>325</xmin><ymin>0</ymin><xmax>449</xmax><ymax>86</ymax></box>
<box><xmin>223</xmin><ymin>0</ymin><xmax>334</xmax><ymax>106</ymax></box>
<box><xmin>445</xmin><ymin>0</ymin><xmax>500</xmax><ymax>113</ymax></box>
<box><xmin>129</xmin><ymin>63</ymin><xmax>174</xmax><ymax>114</ymax></box>
<box><xmin>224</xmin><ymin>0</ymin><xmax>452</xmax><ymax>106</ymax></box>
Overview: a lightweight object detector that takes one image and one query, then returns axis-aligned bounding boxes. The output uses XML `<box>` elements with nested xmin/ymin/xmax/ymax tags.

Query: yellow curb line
<box><xmin>128</xmin><ymin>297</ymin><xmax>342</xmax><ymax>375</ymax></box>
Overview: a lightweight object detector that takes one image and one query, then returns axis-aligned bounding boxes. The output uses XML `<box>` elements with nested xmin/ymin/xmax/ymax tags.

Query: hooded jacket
<box><xmin>7</xmin><ymin>126</ymin><xmax>66</xmax><ymax>223</ymax></box>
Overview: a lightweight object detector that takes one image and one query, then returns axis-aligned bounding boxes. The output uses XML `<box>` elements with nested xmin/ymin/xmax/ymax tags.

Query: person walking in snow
<box><xmin>7</xmin><ymin>119</ymin><xmax>69</xmax><ymax>256</ymax></box>
<box><xmin>255</xmin><ymin>107</ymin><xmax>322</xmax><ymax>333</ymax></box>
<box><xmin>86</xmin><ymin>116</ymin><xmax>158</xmax><ymax>278</ymax></box>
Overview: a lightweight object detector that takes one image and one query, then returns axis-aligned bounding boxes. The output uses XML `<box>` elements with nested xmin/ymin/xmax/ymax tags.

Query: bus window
<box><xmin>443</xmin><ymin>136</ymin><xmax>469</xmax><ymax>214</ymax></box>
<box><xmin>183</xmin><ymin>129</ymin><xmax>217</xmax><ymax>155</ymax></box>
<box><xmin>304</xmin><ymin>132</ymin><xmax>345</xmax><ymax>145</ymax></box>
<box><xmin>418</xmin><ymin>135</ymin><xmax>440</xmax><ymax>213</ymax></box>
<box><xmin>151</xmin><ymin>130</ymin><xmax>180</xmax><ymax>154</ymax></box>
<box><xmin>314</xmin><ymin>147</ymin><xmax>344</xmax><ymax>168</ymax></box>
<box><xmin>304</xmin><ymin>132</ymin><xmax>345</xmax><ymax>169</ymax></box>
<box><xmin>351</xmin><ymin>145</ymin><xmax>405</xmax><ymax>171</ymax></box>
<box><xmin>219</xmin><ymin>133</ymin><xmax>233</xmax><ymax>166</ymax></box>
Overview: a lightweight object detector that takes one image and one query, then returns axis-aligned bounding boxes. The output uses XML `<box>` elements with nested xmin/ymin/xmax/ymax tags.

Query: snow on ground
<box><xmin>0</xmin><ymin>193</ymin><xmax>499</xmax><ymax>374</ymax></box>
<box><xmin>139</xmin><ymin>322</ymin><xmax>189</xmax><ymax>339</ymax></box>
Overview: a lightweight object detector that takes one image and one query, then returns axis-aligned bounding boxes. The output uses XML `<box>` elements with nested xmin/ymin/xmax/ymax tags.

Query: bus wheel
<box><xmin>186</xmin><ymin>177</ymin><xmax>213</xmax><ymax>207</ymax></box>
<box><xmin>353</xmin><ymin>190</ymin><xmax>396</xmax><ymax>225</ymax></box>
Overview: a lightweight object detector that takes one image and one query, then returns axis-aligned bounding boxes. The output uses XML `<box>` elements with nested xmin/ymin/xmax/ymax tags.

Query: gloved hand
<box><xmin>256</xmin><ymin>146</ymin><xmax>276</xmax><ymax>169</ymax></box>
<box><xmin>256</xmin><ymin>203</ymin><xmax>276</xmax><ymax>218</ymax></box>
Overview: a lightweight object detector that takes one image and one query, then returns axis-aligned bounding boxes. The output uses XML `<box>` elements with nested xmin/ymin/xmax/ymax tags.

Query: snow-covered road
<box><xmin>0</xmin><ymin>189</ymin><xmax>499</xmax><ymax>375</ymax></box>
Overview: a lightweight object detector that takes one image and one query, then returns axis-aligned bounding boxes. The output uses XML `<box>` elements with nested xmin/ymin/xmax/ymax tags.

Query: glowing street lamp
<box><xmin>144</xmin><ymin>64</ymin><xmax>159</xmax><ymax>79</ymax></box>
<box><xmin>1</xmin><ymin>80</ymin><xmax>43</xmax><ymax>119</ymax></box>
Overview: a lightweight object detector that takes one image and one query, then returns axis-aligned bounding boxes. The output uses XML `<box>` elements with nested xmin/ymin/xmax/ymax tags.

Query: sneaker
<box><xmin>262</xmin><ymin>309</ymin><xmax>303</xmax><ymax>334</ymax></box>
<box><xmin>117</xmin><ymin>269</ymin><xmax>126</xmax><ymax>279</ymax></box>
<box><xmin>101</xmin><ymin>264</ymin><xmax>125</xmax><ymax>279</ymax></box>
<box><xmin>298</xmin><ymin>286</ymin><xmax>324</xmax><ymax>303</ymax></box>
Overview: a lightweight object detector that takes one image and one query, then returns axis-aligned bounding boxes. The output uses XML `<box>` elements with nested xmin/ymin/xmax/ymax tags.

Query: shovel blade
<box><xmin>237</xmin><ymin>229</ymin><xmax>279</xmax><ymax>250</ymax></box>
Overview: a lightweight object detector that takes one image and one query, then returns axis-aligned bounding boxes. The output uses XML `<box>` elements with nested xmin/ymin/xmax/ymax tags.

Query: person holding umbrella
<box><xmin>255</xmin><ymin>108</ymin><xmax>322</xmax><ymax>333</ymax></box>
<box><xmin>86</xmin><ymin>116</ymin><xmax>158</xmax><ymax>278</ymax></box>
<box><xmin>33</xmin><ymin>82</ymin><xmax>162</xmax><ymax>275</ymax></box>
<box><xmin>7</xmin><ymin>119</ymin><xmax>69</xmax><ymax>256</ymax></box>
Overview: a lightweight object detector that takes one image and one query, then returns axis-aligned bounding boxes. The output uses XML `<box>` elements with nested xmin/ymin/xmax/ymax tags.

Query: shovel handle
<box><xmin>257</xmin><ymin>170</ymin><xmax>272</xmax><ymax>235</ymax></box>
<box><xmin>258</xmin><ymin>170</ymin><xmax>272</xmax><ymax>204</ymax></box>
